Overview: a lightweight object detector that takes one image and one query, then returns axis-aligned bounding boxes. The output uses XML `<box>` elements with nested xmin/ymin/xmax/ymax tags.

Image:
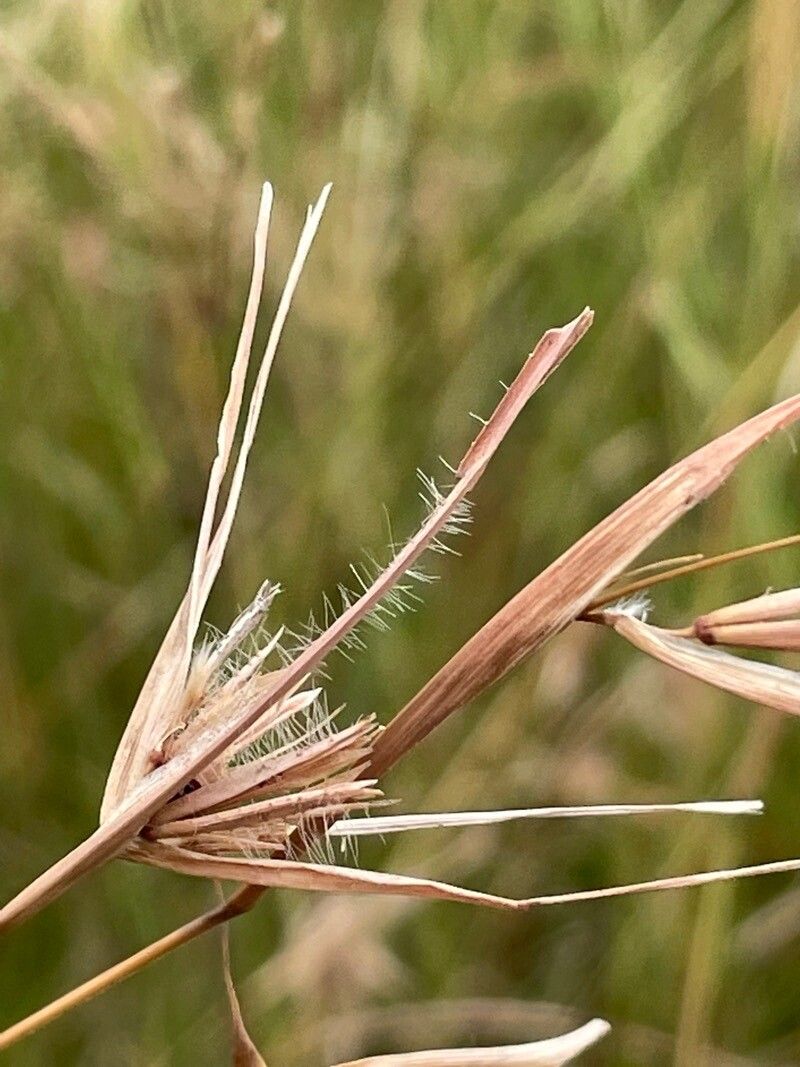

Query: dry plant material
<box><xmin>327</xmin><ymin>1018</ymin><xmax>611</xmax><ymax>1066</ymax></box>
<box><xmin>692</xmin><ymin>587</ymin><xmax>800</xmax><ymax>652</ymax></box>
<box><xmin>585</xmin><ymin>531</ymin><xmax>800</xmax><ymax>611</ymax></box>
<box><xmin>326</xmin><ymin>800</ymin><xmax>763</xmax><ymax>837</ymax></box>
<box><xmin>5</xmin><ymin>180</ymin><xmax>800</xmax><ymax>1056</ymax></box>
<box><xmin>601</xmin><ymin>576</ymin><xmax>800</xmax><ymax>717</ymax></box>
<box><xmin>369</xmin><ymin>391</ymin><xmax>800</xmax><ymax>777</ymax></box>
<box><xmin>0</xmin><ymin>183</ymin><xmax>598</xmax><ymax>931</ymax></box>
<box><xmin>606</xmin><ymin>613</ymin><xmax>800</xmax><ymax>717</ymax></box>
<box><xmin>222</xmin><ymin>920</ymin><xmax>267</xmax><ymax>1067</ymax></box>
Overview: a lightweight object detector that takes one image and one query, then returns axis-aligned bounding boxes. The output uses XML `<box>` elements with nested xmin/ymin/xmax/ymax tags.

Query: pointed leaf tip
<box><xmin>457</xmin><ymin>308</ymin><xmax>593</xmax><ymax>477</ymax></box>
<box><xmin>327</xmin><ymin>1017</ymin><xmax>611</xmax><ymax>1065</ymax></box>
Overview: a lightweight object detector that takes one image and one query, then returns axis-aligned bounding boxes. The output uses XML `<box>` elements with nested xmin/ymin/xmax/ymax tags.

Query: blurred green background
<box><xmin>1</xmin><ymin>1</ymin><xmax>800</xmax><ymax>1063</ymax></box>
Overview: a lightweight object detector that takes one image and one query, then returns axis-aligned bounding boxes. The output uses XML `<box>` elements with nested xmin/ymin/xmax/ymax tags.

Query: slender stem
<box><xmin>616</xmin><ymin>552</ymin><xmax>704</xmax><ymax>579</ymax></box>
<box><xmin>0</xmin><ymin>885</ymin><xmax>264</xmax><ymax>1052</ymax></box>
<box><xmin>585</xmin><ymin>532</ymin><xmax>800</xmax><ymax>612</ymax></box>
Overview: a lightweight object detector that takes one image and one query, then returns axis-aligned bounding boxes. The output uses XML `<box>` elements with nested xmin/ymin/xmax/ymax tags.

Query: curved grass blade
<box><xmin>327</xmin><ymin>1018</ymin><xmax>611</xmax><ymax>1066</ymax></box>
<box><xmin>609</xmin><ymin>614</ymin><xmax>800</xmax><ymax>716</ymax></box>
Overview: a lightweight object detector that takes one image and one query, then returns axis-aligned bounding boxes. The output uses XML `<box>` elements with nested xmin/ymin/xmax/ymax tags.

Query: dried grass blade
<box><xmin>326</xmin><ymin>799</ymin><xmax>763</xmax><ymax>836</ymax></box>
<box><xmin>609</xmin><ymin>614</ymin><xmax>800</xmax><ymax>716</ymax></box>
<box><xmin>107</xmin><ymin>185</ymin><xmax>332</xmax><ymax>815</ymax></box>
<box><xmin>130</xmin><ymin>842</ymin><xmax>544</xmax><ymax>911</ymax></box>
<box><xmin>140</xmin><ymin>841</ymin><xmax>800</xmax><ymax>913</ymax></box>
<box><xmin>327</xmin><ymin>1018</ymin><xmax>611</xmax><ymax>1066</ymax></box>
<box><xmin>457</xmin><ymin>309</ymin><xmax>593</xmax><ymax>476</ymax></box>
<box><xmin>99</xmin><ymin>605</ymin><xmax>192</xmax><ymax>823</ymax></box>
<box><xmin>370</xmin><ymin>391</ymin><xmax>800</xmax><ymax>777</ymax></box>
<box><xmin>104</xmin><ymin>186</ymin><xmax>330</xmax><ymax>819</ymax></box>
<box><xmin>187</xmin><ymin>184</ymin><xmax>275</xmax><ymax>661</ymax></box>
<box><xmin>101</xmin><ymin>184</ymin><xmax>273</xmax><ymax>819</ymax></box>
<box><xmin>195</xmin><ymin>185</ymin><xmax>332</xmax><ymax>626</ymax></box>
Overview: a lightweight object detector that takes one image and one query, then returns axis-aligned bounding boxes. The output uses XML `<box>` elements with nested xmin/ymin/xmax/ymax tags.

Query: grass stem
<box><xmin>585</xmin><ymin>533</ymin><xmax>800</xmax><ymax>612</ymax></box>
<box><xmin>0</xmin><ymin>886</ymin><xmax>264</xmax><ymax>1052</ymax></box>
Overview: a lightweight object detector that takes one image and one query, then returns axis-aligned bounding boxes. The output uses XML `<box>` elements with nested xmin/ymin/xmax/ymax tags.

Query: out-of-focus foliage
<box><xmin>1</xmin><ymin>2</ymin><xmax>799</xmax><ymax>1064</ymax></box>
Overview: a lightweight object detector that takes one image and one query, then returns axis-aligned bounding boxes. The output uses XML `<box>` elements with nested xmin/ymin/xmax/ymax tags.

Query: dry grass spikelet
<box><xmin>5</xmin><ymin>181</ymin><xmax>800</xmax><ymax>1062</ymax></box>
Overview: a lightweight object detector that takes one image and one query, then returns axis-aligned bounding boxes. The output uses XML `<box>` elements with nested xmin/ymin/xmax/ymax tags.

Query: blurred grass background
<box><xmin>1</xmin><ymin>1</ymin><xmax>799</xmax><ymax>1063</ymax></box>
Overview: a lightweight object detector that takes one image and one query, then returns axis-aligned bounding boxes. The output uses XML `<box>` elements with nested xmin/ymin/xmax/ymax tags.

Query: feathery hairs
<box><xmin>279</xmin><ymin>466</ymin><xmax>474</xmax><ymax>666</ymax></box>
